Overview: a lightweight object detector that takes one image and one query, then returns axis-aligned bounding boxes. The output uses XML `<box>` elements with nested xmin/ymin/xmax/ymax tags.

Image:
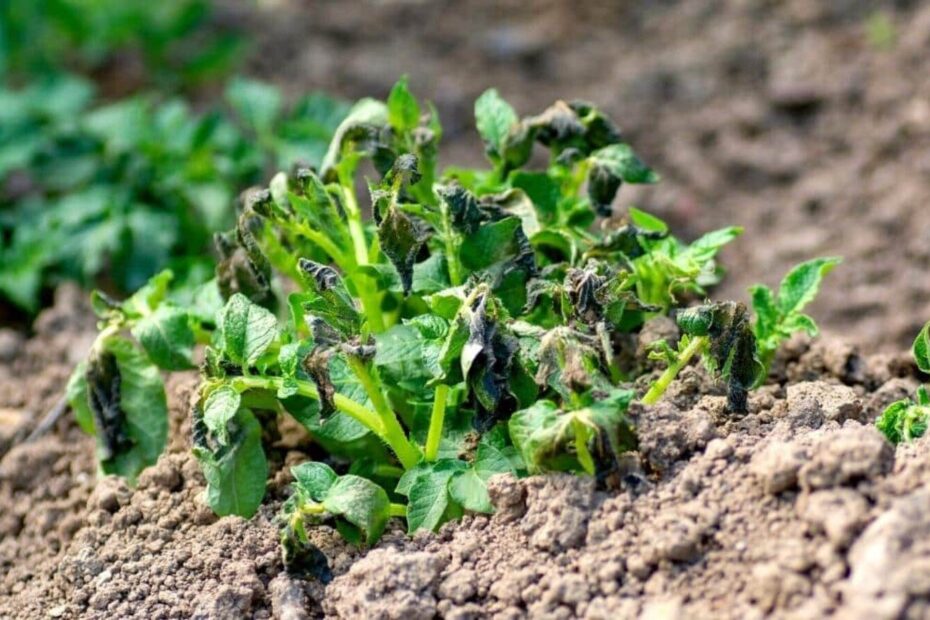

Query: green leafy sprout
<box><xmin>67</xmin><ymin>78</ymin><xmax>837</xmax><ymax>574</ymax></box>
<box><xmin>877</xmin><ymin>321</ymin><xmax>930</xmax><ymax>444</ymax></box>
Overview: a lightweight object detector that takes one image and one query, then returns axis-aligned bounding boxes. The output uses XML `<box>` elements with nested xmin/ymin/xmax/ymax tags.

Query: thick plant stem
<box><xmin>231</xmin><ymin>375</ymin><xmax>418</xmax><ymax>469</ymax></box>
<box><xmin>641</xmin><ymin>336</ymin><xmax>707</xmax><ymax>405</ymax></box>
<box><xmin>389</xmin><ymin>503</ymin><xmax>407</xmax><ymax>518</ymax></box>
<box><xmin>347</xmin><ymin>357</ymin><xmax>421</xmax><ymax>469</ymax></box>
<box><xmin>424</xmin><ymin>383</ymin><xmax>450</xmax><ymax>462</ymax></box>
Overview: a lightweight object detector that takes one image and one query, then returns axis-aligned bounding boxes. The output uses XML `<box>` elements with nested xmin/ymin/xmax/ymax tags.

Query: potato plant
<box><xmin>67</xmin><ymin>79</ymin><xmax>836</xmax><ymax>572</ymax></box>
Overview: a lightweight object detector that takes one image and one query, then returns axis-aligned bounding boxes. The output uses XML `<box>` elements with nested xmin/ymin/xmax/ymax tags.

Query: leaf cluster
<box><xmin>68</xmin><ymin>78</ymin><xmax>837</xmax><ymax>573</ymax></box>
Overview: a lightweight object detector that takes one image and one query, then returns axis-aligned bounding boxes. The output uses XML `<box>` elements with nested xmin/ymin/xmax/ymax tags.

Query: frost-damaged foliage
<box><xmin>70</xmin><ymin>78</ymin><xmax>837</xmax><ymax>572</ymax></box>
<box><xmin>66</xmin><ymin>270</ymin><xmax>222</xmax><ymax>481</ymax></box>
<box><xmin>0</xmin><ymin>75</ymin><xmax>349</xmax><ymax>313</ymax></box>
<box><xmin>877</xmin><ymin>321</ymin><xmax>930</xmax><ymax>444</ymax></box>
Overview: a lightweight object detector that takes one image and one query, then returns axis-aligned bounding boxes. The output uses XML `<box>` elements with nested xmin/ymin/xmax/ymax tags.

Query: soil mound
<box><xmin>2</xmin><ymin>293</ymin><xmax>929</xmax><ymax>619</ymax></box>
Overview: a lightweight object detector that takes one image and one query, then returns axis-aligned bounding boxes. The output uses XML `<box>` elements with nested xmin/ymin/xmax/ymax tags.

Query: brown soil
<box><xmin>5</xmin><ymin>1</ymin><xmax>930</xmax><ymax>618</ymax></box>
<box><xmin>223</xmin><ymin>0</ymin><xmax>930</xmax><ymax>353</ymax></box>
<box><xmin>2</xmin><ymin>281</ymin><xmax>929</xmax><ymax>619</ymax></box>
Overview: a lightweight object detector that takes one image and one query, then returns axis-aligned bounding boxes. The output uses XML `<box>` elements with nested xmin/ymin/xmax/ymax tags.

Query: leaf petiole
<box><xmin>424</xmin><ymin>383</ymin><xmax>450</xmax><ymax>462</ymax></box>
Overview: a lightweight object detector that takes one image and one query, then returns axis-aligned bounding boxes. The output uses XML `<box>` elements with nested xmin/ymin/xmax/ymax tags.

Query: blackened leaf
<box><xmin>534</xmin><ymin>327</ymin><xmax>604</xmax><ymax>400</ymax></box>
<box><xmin>304</xmin><ymin>348</ymin><xmax>336</xmax><ymax>417</ymax></box>
<box><xmin>297</xmin><ymin>259</ymin><xmax>361</xmax><ymax>337</ymax></box>
<box><xmin>526</xmin><ymin>100</ymin><xmax>585</xmax><ymax>149</ymax></box>
<box><xmin>587</xmin><ymin>145</ymin><xmax>658</xmax><ymax>216</ymax></box>
<box><xmin>83</xmin><ymin>337</ymin><xmax>168</xmax><ymax>482</ymax></box>
<box><xmin>387</xmin><ymin>76</ymin><xmax>421</xmax><ymax>133</ymax></box>
<box><xmin>569</xmin><ymin>100</ymin><xmax>623</xmax><ymax>149</ymax></box>
<box><xmin>131</xmin><ymin>306</ymin><xmax>195</xmax><ymax>371</ymax></box>
<box><xmin>220</xmin><ymin>293</ymin><xmax>279</xmax><ymax>368</ymax></box>
<box><xmin>587</xmin><ymin>165</ymin><xmax>622</xmax><ymax>216</ymax></box>
<box><xmin>214</xmin><ymin>211</ymin><xmax>274</xmax><ymax>307</ymax></box>
<box><xmin>680</xmin><ymin>301</ymin><xmax>761</xmax><ymax>413</ymax></box>
<box><xmin>438</xmin><ymin>184</ymin><xmax>483</xmax><ymax>235</ymax></box>
<box><xmin>85</xmin><ymin>348</ymin><xmax>132</xmax><ymax>464</ymax></box>
<box><xmin>378</xmin><ymin>206</ymin><xmax>429</xmax><ymax>295</ymax></box>
<box><xmin>281</xmin><ymin>526</ymin><xmax>332</xmax><ymax>581</ymax></box>
<box><xmin>193</xmin><ymin>406</ymin><xmax>268</xmax><ymax>518</ymax></box>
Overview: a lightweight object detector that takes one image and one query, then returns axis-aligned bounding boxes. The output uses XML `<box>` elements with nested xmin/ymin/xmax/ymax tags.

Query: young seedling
<box><xmin>750</xmin><ymin>257</ymin><xmax>841</xmax><ymax>379</ymax></box>
<box><xmin>877</xmin><ymin>321</ymin><xmax>930</xmax><ymax>444</ymax></box>
<box><xmin>641</xmin><ymin>258</ymin><xmax>838</xmax><ymax>412</ymax></box>
<box><xmin>641</xmin><ymin>301</ymin><xmax>760</xmax><ymax>413</ymax></box>
<box><xmin>69</xmin><ymin>78</ymin><xmax>837</xmax><ymax>572</ymax></box>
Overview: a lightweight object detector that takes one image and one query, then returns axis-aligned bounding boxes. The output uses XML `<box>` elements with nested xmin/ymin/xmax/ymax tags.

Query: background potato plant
<box><xmin>67</xmin><ymin>78</ymin><xmax>837</xmax><ymax>573</ymax></box>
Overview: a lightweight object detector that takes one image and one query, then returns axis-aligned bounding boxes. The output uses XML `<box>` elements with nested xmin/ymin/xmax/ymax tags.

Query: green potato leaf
<box><xmin>387</xmin><ymin>76</ymin><xmax>421</xmax><ymax>133</ymax></box>
<box><xmin>193</xmin><ymin>405</ymin><xmax>268</xmax><ymax>518</ymax></box>
<box><xmin>219</xmin><ymin>293</ymin><xmax>279</xmax><ymax>369</ymax></box>
<box><xmin>475</xmin><ymin>89</ymin><xmax>518</xmax><ymax>165</ymax></box>
<box><xmin>131</xmin><ymin>305</ymin><xmax>196</xmax><ymax>371</ymax></box>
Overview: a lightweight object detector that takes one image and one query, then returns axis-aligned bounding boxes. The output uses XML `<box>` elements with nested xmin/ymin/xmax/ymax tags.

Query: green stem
<box><xmin>389</xmin><ymin>503</ymin><xmax>407</xmax><ymax>518</ymax></box>
<box><xmin>424</xmin><ymin>383</ymin><xmax>450</xmax><ymax>462</ymax></box>
<box><xmin>294</xmin><ymin>223</ymin><xmax>348</xmax><ymax>269</ymax></box>
<box><xmin>346</xmin><ymin>357</ymin><xmax>421</xmax><ymax>469</ymax></box>
<box><xmin>299</xmin><ymin>502</ymin><xmax>326</xmax><ymax>516</ymax></box>
<box><xmin>572</xmin><ymin>418</ymin><xmax>595</xmax><ymax>476</ymax></box>
<box><xmin>641</xmin><ymin>336</ymin><xmax>708</xmax><ymax>405</ymax></box>
<box><xmin>339</xmin><ymin>177</ymin><xmax>371</xmax><ymax>268</ymax></box>
<box><xmin>337</xmin><ymin>177</ymin><xmax>385</xmax><ymax>334</ymax></box>
<box><xmin>230</xmin><ymin>375</ymin><xmax>421</xmax><ymax>465</ymax></box>
<box><xmin>373</xmin><ymin>464</ymin><xmax>405</xmax><ymax>479</ymax></box>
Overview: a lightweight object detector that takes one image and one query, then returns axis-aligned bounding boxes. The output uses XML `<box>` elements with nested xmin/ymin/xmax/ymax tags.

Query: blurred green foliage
<box><xmin>0</xmin><ymin>0</ymin><xmax>244</xmax><ymax>88</ymax></box>
<box><xmin>0</xmin><ymin>1</ymin><xmax>350</xmax><ymax>314</ymax></box>
<box><xmin>0</xmin><ymin>75</ymin><xmax>349</xmax><ymax>312</ymax></box>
